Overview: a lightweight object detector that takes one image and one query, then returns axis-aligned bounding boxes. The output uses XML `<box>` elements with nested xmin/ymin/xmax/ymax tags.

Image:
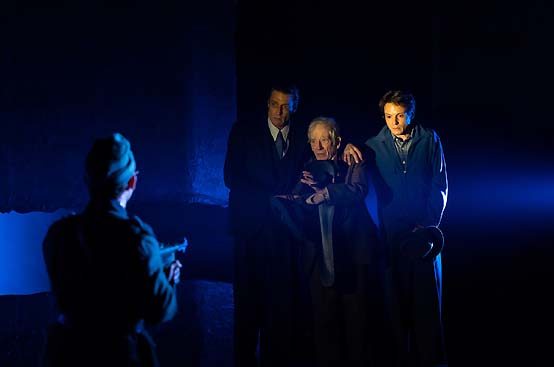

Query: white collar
<box><xmin>267</xmin><ymin>117</ymin><xmax>290</xmax><ymax>141</ymax></box>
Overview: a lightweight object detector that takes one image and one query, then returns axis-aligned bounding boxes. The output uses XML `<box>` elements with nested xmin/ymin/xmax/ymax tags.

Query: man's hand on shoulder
<box><xmin>342</xmin><ymin>143</ymin><xmax>364</xmax><ymax>165</ymax></box>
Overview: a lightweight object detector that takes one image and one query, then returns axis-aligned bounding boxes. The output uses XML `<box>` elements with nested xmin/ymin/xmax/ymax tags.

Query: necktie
<box><xmin>318</xmin><ymin>204</ymin><xmax>335</xmax><ymax>287</ymax></box>
<box><xmin>275</xmin><ymin>130</ymin><xmax>285</xmax><ymax>159</ymax></box>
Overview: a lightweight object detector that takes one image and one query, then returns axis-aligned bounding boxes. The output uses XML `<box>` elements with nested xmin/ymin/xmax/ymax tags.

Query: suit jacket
<box><xmin>290</xmin><ymin>159</ymin><xmax>379</xmax><ymax>267</ymax></box>
<box><xmin>224</xmin><ymin>119</ymin><xmax>312</xmax><ymax>238</ymax></box>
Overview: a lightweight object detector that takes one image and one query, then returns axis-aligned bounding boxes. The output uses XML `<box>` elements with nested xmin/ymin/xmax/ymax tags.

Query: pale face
<box><xmin>384</xmin><ymin>102</ymin><xmax>413</xmax><ymax>139</ymax></box>
<box><xmin>309</xmin><ymin>124</ymin><xmax>340</xmax><ymax>160</ymax></box>
<box><xmin>268</xmin><ymin>91</ymin><xmax>294</xmax><ymax>129</ymax></box>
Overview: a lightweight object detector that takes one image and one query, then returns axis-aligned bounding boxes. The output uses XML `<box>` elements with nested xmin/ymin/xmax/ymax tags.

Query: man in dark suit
<box><xmin>224</xmin><ymin>84</ymin><xmax>313</xmax><ymax>367</ymax></box>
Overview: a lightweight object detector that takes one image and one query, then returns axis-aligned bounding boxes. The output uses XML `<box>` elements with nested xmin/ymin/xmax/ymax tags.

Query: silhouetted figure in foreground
<box><xmin>43</xmin><ymin>132</ymin><xmax>181</xmax><ymax>366</ymax></box>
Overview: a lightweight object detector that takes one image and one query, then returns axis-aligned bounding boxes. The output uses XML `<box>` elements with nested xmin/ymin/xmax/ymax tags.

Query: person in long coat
<box><xmin>345</xmin><ymin>90</ymin><xmax>448</xmax><ymax>367</ymax></box>
<box><xmin>42</xmin><ymin>133</ymin><xmax>181</xmax><ymax>367</ymax></box>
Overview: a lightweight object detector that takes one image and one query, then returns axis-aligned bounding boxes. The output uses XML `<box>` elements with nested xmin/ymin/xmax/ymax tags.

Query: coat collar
<box><xmin>376</xmin><ymin>124</ymin><xmax>423</xmax><ymax>145</ymax></box>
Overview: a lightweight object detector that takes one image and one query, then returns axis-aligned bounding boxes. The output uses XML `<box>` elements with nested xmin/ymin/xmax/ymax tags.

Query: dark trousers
<box><xmin>233</xmin><ymin>226</ymin><xmax>308</xmax><ymax>367</ymax></box>
<box><xmin>233</xmin><ymin>233</ymin><xmax>266</xmax><ymax>367</ymax></box>
<box><xmin>307</xmin><ymin>260</ymin><xmax>370</xmax><ymax>367</ymax></box>
<box><xmin>384</xmin><ymin>253</ymin><xmax>446</xmax><ymax>367</ymax></box>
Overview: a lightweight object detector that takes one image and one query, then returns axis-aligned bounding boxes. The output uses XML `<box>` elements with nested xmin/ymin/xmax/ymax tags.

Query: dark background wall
<box><xmin>1</xmin><ymin>0</ymin><xmax>235</xmax><ymax>213</ymax></box>
<box><xmin>1</xmin><ymin>0</ymin><xmax>553</xmax><ymax>366</ymax></box>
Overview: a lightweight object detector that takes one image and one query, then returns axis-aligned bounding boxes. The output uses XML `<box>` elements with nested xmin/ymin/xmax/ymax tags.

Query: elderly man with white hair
<box><xmin>272</xmin><ymin>116</ymin><xmax>380</xmax><ymax>367</ymax></box>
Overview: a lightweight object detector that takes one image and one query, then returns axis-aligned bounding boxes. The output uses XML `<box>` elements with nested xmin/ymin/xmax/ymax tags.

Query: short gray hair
<box><xmin>307</xmin><ymin>116</ymin><xmax>341</xmax><ymax>146</ymax></box>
